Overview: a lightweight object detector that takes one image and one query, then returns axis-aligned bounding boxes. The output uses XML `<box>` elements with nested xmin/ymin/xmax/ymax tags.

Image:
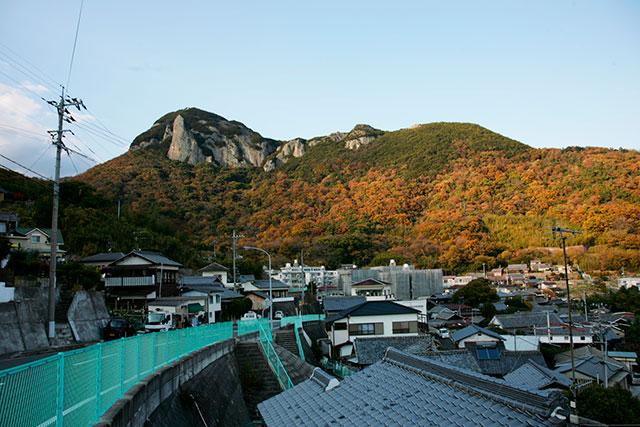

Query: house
<box><xmin>9</xmin><ymin>227</ymin><xmax>65</xmax><ymax>260</ymax></box>
<box><xmin>508</xmin><ymin>273</ymin><xmax>526</xmax><ymax>286</ymax></box>
<box><xmin>197</xmin><ymin>262</ymin><xmax>229</xmax><ymax>286</ymax></box>
<box><xmin>489</xmin><ymin>312</ymin><xmax>594</xmax><ymax>345</ymax></box>
<box><xmin>530</xmin><ymin>260</ymin><xmax>551</xmax><ymax>272</ymax></box>
<box><xmin>350</xmin><ymin>278</ymin><xmax>393</xmax><ymax>299</ymax></box>
<box><xmin>506</xmin><ymin>264</ymin><xmax>529</xmax><ymax>274</ymax></box>
<box><xmin>258</xmin><ymin>348</ymin><xmax>570</xmax><ymax>426</ymax></box>
<box><xmin>504</xmin><ymin>360</ymin><xmax>572</xmax><ymax>391</ymax></box>
<box><xmin>242</xmin><ymin>279</ymin><xmax>289</xmax><ymax>298</ymax></box>
<box><xmin>322</xmin><ymin>296</ymin><xmax>366</xmax><ymax>317</ymax></box>
<box><xmin>178</xmin><ymin>276</ymin><xmax>224</xmax><ymax>323</ymax></box>
<box><xmin>102</xmin><ymin>250</ymin><xmax>182</xmax><ymax>308</ymax></box>
<box><xmin>451</xmin><ymin>324</ymin><xmax>504</xmax><ymax>349</ymax></box>
<box><xmin>618</xmin><ymin>277</ymin><xmax>640</xmax><ymax>289</ymax></box>
<box><xmin>502</xmin><ymin>335</ymin><xmax>542</xmax><ymax>352</ymax></box>
<box><xmin>464</xmin><ymin>341</ymin><xmax>546</xmax><ymax>377</ymax></box>
<box><xmin>79</xmin><ymin>252</ymin><xmax>125</xmax><ymax>269</ymax></box>
<box><xmin>0</xmin><ymin>211</ymin><xmax>18</xmax><ymax>235</ymax></box>
<box><xmin>607</xmin><ymin>351</ymin><xmax>638</xmax><ymax>372</ymax></box>
<box><xmin>453</xmin><ymin>276</ymin><xmax>473</xmax><ymax>286</ymax></box>
<box><xmin>244</xmin><ymin>290</ymin><xmax>269</xmax><ymax>312</ymax></box>
<box><xmin>325</xmin><ymin>300</ymin><xmax>420</xmax><ymax>358</ymax></box>
<box><xmin>555</xmin><ymin>354</ymin><xmax>629</xmax><ymax>389</ymax></box>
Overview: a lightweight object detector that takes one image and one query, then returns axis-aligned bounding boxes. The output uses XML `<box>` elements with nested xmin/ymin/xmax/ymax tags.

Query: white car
<box><xmin>438</xmin><ymin>328</ymin><xmax>450</xmax><ymax>339</ymax></box>
<box><xmin>274</xmin><ymin>310</ymin><xmax>284</xmax><ymax>319</ymax></box>
<box><xmin>241</xmin><ymin>312</ymin><xmax>258</xmax><ymax>321</ymax></box>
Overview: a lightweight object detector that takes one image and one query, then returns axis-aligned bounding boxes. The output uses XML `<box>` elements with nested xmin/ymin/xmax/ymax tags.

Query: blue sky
<box><xmin>1</xmin><ymin>1</ymin><xmax>638</xmax><ymax>177</ymax></box>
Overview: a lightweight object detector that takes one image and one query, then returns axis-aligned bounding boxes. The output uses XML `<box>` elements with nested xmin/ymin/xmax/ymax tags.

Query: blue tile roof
<box><xmin>258</xmin><ymin>348</ymin><xmax>569</xmax><ymax>426</ymax></box>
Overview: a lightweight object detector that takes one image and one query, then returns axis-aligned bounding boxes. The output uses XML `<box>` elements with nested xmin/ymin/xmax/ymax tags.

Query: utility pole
<box><xmin>46</xmin><ymin>86</ymin><xmax>85</xmax><ymax>339</ymax></box>
<box><xmin>231</xmin><ymin>230</ymin><xmax>244</xmax><ymax>292</ymax></box>
<box><xmin>550</xmin><ymin>223</ymin><xmax>582</xmax><ymax>420</ymax></box>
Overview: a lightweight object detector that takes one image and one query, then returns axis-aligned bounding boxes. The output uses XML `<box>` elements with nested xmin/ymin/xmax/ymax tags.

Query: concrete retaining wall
<box><xmin>68</xmin><ymin>290</ymin><xmax>111</xmax><ymax>342</ymax></box>
<box><xmin>96</xmin><ymin>332</ymin><xmax>259</xmax><ymax>427</ymax></box>
<box><xmin>0</xmin><ymin>287</ymin><xmax>50</xmax><ymax>355</ymax></box>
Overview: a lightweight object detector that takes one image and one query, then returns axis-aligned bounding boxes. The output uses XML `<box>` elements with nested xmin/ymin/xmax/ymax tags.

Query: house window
<box><xmin>334</xmin><ymin>322</ymin><xmax>347</xmax><ymax>330</ymax></box>
<box><xmin>349</xmin><ymin>323</ymin><xmax>383</xmax><ymax>336</ymax></box>
<box><xmin>31</xmin><ymin>234</ymin><xmax>41</xmax><ymax>243</ymax></box>
<box><xmin>580</xmin><ymin>336</ymin><xmax>585</xmax><ymax>341</ymax></box>
<box><xmin>215</xmin><ymin>295</ymin><xmax>220</xmax><ymax>304</ymax></box>
<box><xmin>392</xmin><ymin>321</ymin><xmax>418</xmax><ymax>334</ymax></box>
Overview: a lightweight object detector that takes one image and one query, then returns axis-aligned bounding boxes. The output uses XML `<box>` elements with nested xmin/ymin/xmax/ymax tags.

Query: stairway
<box><xmin>235</xmin><ymin>342</ymin><xmax>283</xmax><ymax>421</ymax></box>
<box><xmin>275</xmin><ymin>329</ymin><xmax>299</xmax><ymax>356</ymax></box>
<box><xmin>55</xmin><ymin>289</ymin><xmax>74</xmax><ymax>322</ymax></box>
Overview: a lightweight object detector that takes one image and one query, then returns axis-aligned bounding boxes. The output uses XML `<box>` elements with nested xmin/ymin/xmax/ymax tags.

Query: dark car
<box><xmin>104</xmin><ymin>318</ymin><xmax>136</xmax><ymax>340</ymax></box>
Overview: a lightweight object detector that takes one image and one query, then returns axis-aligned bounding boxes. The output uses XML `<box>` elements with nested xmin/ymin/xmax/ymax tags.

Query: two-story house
<box><xmin>102</xmin><ymin>250</ymin><xmax>182</xmax><ymax>308</ymax></box>
<box><xmin>9</xmin><ymin>227</ymin><xmax>65</xmax><ymax>261</ymax></box>
<box><xmin>325</xmin><ymin>300</ymin><xmax>420</xmax><ymax>359</ymax></box>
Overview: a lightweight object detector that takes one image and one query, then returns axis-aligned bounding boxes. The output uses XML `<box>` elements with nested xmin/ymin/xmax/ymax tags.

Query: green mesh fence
<box><xmin>0</xmin><ymin>321</ymin><xmax>236</xmax><ymax>426</ymax></box>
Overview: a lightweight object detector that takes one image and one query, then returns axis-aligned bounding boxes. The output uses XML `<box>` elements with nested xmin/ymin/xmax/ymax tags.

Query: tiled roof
<box><xmin>237</xmin><ymin>275</ymin><xmax>255</xmax><ymax>282</ymax></box>
<box><xmin>254</xmin><ymin>279</ymin><xmax>289</xmax><ymax>290</ymax></box>
<box><xmin>465</xmin><ymin>341</ymin><xmax>546</xmax><ymax>377</ymax></box>
<box><xmin>353</xmin><ymin>336</ymin><xmax>433</xmax><ymax>365</ymax></box>
<box><xmin>451</xmin><ymin>324</ymin><xmax>505</xmax><ymax>343</ymax></box>
<box><xmin>326</xmin><ymin>300</ymin><xmax>420</xmax><ymax>323</ymax></box>
<box><xmin>258</xmin><ymin>348</ymin><xmax>569</xmax><ymax>426</ymax></box>
<box><xmin>80</xmin><ymin>252</ymin><xmax>125</xmax><ymax>263</ymax></box>
<box><xmin>323</xmin><ymin>296</ymin><xmax>367</xmax><ymax>312</ymax></box>
<box><xmin>417</xmin><ymin>350</ymin><xmax>482</xmax><ymax>373</ymax></box>
<box><xmin>179</xmin><ymin>276</ymin><xmax>223</xmax><ymax>286</ymax></box>
<box><xmin>197</xmin><ymin>262</ymin><xmax>229</xmax><ymax>272</ymax></box>
<box><xmin>555</xmin><ymin>355</ymin><xmax>626</xmax><ymax>381</ymax></box>
<box><xmin>15</xmin><ymin>227</ymin><xmax>65</xmax><ymax>244</ymax></box>
<box><xmin>505</xmin><ymin>361</ymin><xmax>572</xmax><ymax>390</ymax></box>
<box><xmin>351</xmin><ymin>278</ymin><xmax>391</xmax><ymax>287</ymax></box>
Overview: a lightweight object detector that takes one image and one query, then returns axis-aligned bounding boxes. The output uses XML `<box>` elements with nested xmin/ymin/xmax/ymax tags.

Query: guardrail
<box><xmin>0</xmin><ymin>322</ymin><xmax>233</xmax><ymax>426</ymax></box>
<box><xmin>0</xmin><ymin>314</ymin><xmax>327</xmax><ymax>427</ymax></box>
<box><xmin>258</xmin><ymin>323</ymin><xmax>293</xmax><ymax>390</ymax></box>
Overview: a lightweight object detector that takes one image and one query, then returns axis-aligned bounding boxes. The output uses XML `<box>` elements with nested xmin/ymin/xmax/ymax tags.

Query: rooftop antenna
<box><xmin>549</xmin><ymin>221</ymin><xmax>582</xmax><ymax>419</ymax></box>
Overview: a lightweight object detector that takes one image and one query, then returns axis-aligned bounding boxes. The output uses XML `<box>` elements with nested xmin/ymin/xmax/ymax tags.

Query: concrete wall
<box><xmin>97</xmin><ymin>332</ymin><xmax>259</xmax><ymax>427</ymax></box>
<box><xmin>0</xmin><ymin>287</ymin><xmax>50</xmax><ymax>355</ymax></box>
<box><xmin>68</xmin><ymin>290</ymin><xmax>111</xmax><ymax>342</ymax></box>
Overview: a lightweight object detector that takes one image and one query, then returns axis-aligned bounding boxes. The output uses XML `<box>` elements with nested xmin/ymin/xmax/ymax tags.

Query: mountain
<box><xmin>68</xmin><ymin>108</ymin><xmax>640</xmax><ymax>273</ymax></box>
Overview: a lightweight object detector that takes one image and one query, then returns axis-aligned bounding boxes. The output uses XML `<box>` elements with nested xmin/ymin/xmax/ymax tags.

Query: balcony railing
<box><xmin>105</xmin><ymin>276</ymin><xmax>155</xmax><ymax>287</ymax></box>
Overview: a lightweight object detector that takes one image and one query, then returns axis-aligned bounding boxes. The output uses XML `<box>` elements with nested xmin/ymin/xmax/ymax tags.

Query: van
<box><xmin>438</xmin><ymin>328</ymin><xmax>450</xmax><ymax>339</ymax></box>
<box><xmin>241</xmin><ymin>311</ymin><xmax>258</xmax><ymax>321</ymax></box>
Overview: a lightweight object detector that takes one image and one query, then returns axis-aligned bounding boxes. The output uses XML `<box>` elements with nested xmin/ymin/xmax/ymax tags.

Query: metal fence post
<box><xmin>96</xmin><ymin>343</ymin><xmax>102</xmax><ymax>422</ymax></box>
<box><xmin>120</xmin><ymin>340</ymin><xmax>125</xmax><ymax>396</ymax></box>
<box><xmin>152</xmin><ymin>333</ymin><xmax>157</xmax><ymax>371</ymax></box>
<box><xmin>56</xmin><ymin>352</ymin><xmax>65</xmax><ymax>427</ymax></box>
<box><xmin>137</xmin><ymin>334</ymin><xmax>141</xmax><ymax>382</ymax></box>
<box><xmin>166</xmin><ymin>331</ymin><xmax>170</xmax><ymax>363</ymax></box>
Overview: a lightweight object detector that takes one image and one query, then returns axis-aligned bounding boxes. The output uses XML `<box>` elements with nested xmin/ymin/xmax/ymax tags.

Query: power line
<box><xmin>0</xmin><ymin>69</ymin><xmax>50</xmax><ymax>102</ymax></box>
<box><xmin>0</xmin><ymin>153</ymin><xmax>51</xmax><ymax>180</ymax></box>
<box><xmin>0</xmin><ymin>41</ymin><xmax>61</xmax><ymax>90</ymax></box>
<box><xmin>66</xmin><ymin>0</ymin><xmax>84</xmax><ymax>90</ymax></box>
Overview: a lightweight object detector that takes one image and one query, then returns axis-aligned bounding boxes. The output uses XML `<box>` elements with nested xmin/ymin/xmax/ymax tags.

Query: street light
<box><xmin>244</xmin><ymin>246</ymin><xmax>272</xmax><ymax>325</ymax></box>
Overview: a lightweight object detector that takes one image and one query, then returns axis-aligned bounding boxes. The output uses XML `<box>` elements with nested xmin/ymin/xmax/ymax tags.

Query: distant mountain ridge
<box><xmin>74</xmin><ymin>107</ymin><xmax>640</xmax><ymax>273</ymax></box>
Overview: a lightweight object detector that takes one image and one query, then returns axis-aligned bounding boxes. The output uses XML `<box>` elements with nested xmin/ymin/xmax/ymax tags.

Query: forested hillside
<box><xmin>69</xmin><ymin>115</ymin><xmax>640</xmax><ymax>274</ymax></box>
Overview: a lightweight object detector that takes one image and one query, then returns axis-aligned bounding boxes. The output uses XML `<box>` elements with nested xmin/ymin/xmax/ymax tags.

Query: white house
<box><xmin>325</xmin><ymin>300</ymin><xmax>420</xmax><ymax>358</ymax></box>
<box><xmin>197</xmin><ymin>262</ymin><xmax>229</xmax><ymax>286</ymax></box>
<box><xmin>350</xmin><ymin>278</ymin><xmax>393</xmax><ymax>298</ymax></box>
<box><xmin>450</xmin><ymin>324</ymin><xmax>505</xmax><ymax>349</ymax></box>
<box><xmin>618</xmin><ymin>278</ymin><xmax>640</xmax><ymax>289</ymax></box>
<box><xmin>489</xmin><ymin>312</ymin><xmax>593</xmax><ymax>345</ymax></box>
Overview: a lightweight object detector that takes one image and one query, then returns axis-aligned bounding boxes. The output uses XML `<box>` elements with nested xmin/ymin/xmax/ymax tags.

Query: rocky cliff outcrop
<box><xmin>130</xmin><ymin>108</ymin><xmax>383</xmax><ymax>171</ymax></box>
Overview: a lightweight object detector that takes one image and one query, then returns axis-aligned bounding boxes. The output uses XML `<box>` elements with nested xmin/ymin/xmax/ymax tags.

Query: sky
<box><xmin>0</xmin><ymin>1</ymin><xmax>638</xmax><ymax>178</ymax></box>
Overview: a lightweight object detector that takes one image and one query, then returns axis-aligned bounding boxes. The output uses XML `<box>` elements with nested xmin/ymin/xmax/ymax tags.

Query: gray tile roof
<box><xmin>111</xmin><ymin>250</ymin><xmax>182</xmax><ymax>267</ymax></box>
<box><xmin>555</xmin><ymin>355</ymin><xmax>626</xmax><ymax>381</ymax></box>
<box><xmin>323</xmin><ymin>296</ymin><xmax>366</xmax><ymax>312</ymax></box>
<box><xmin>417</xmin><ymin>350</ymin><xmax>482</xmax><ymax>373</ymax></box>
<box><xmin>353</xmin><ymin>335</ymin><xmax>433</xmax><ymax>365</ymax></box>
<box><xmin>465</xmin><ymin>342</ymin><xmax>547</xmax><ymax>377</ymax></box>
<box><xmin>505</xmin><ymin>361</ymin><xmax>572</xmax><ymax>390</ymax></box>
<box><xmin>254</xmin><ymin>279</ymin><xmax>289</xmax><ymax>290</ymax></box>
<box><xmin>451</xmin><ymin>324</ymin><xmax>505</xmax><ymax>343</ymax></box>
<box><xmin>492</xmin><ymin>312</ymin><xmax>592</xmax><ymax>336</ymax></box>
<box><xmin>179</xmin><ymin>276</ymin><xmax>223</xmax><ymax>286</ymax></box>
<box><xmin>326</xmin><ymin>300</ymin><xmax>420</xmax><ymax>323</ymax></box>
<box><xmin>197</xmin><ymin>261</ymin><xmax>229</xmax><ymax>272</ymax></box>
<box><xmin>80</xmin><ymin>252</ymin><xmax>125</xmax><ymax>263</ymax></box>
<box><xmin>258</xmin><ymin>348</ymin><xmax>569</xmax><ymax>426</ymax></box>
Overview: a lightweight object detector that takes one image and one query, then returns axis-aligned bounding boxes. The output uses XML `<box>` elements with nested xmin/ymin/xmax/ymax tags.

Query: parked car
<box><xmin>104</xmin><ymin>318</ymin><xmax>136</xmax><ymax>340</ymax></box>
<box><xmin>274</xmin><ymin>310</ymin><xmax>284</xmax><ymax>319</ymax></box>
<box><xmin>438</xmin><ymin>328</ymin><xmax>450</xmax><ymax>339</ymax></box>
<box><xmin>241</xmin><ymin>311</ymin><xmax>258</xmax><ymax>321</ymax></box>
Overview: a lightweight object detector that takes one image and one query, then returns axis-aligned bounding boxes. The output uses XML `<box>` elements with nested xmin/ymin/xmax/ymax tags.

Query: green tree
<box><xmin>451</xmin><ymin>278</ymin><xmax>499</xmax><ymax>308</ymax></box>
<box><xmin>576</xmin><ymin>384</ymin><xmax>640</xmax><ymax>424</ymax></box>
